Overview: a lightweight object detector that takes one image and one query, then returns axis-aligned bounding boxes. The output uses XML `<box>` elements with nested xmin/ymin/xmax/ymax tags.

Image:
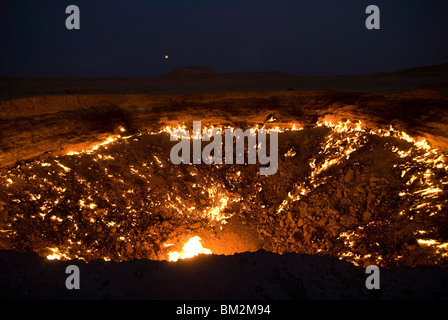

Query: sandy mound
<box><xmin>158</xmin><ymin>66</ymin><xmax>219</xmax><ymax>79</ymax></box>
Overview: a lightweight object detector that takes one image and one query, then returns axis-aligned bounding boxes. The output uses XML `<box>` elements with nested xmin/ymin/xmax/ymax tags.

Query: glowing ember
<box><xmin>46</xmin><ymin>247</ymin><xmax>70</xmax><ymax>260</ymax></box>
<box><xmin>66</xmin><ymin>134</ymin><xmax>122</xmax><ymax>156</ymax></box>
<box><xmin>167</xmin><ymin>236</ymin><xmax>212</xmax><ymax>262</ymax></box>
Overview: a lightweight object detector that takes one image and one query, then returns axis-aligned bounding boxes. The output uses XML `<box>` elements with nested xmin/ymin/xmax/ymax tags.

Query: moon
<box><xmin>164</xmin><ymin>55</ymin><xmax>169</xmax><ymax>59</ymax></box>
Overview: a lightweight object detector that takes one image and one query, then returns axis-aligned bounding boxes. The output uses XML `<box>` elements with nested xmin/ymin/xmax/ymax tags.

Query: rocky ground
<box><xmin>0</xmin><ymin>121</ymin><xmax>447</xmax><ymax>270</ymax></box>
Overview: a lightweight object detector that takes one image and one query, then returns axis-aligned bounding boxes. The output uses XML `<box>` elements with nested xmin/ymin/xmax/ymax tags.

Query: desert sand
<box><xmin>1</xmin><ymin>64</ymin><xmax>447</xmax><ymax>100</ymax></box>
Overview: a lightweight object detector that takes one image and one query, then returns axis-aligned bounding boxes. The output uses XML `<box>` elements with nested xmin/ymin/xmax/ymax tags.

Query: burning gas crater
<box><xmin>0</xmin><ymin>120</ymin><xmax>447</xmax><ymax>268</ymax></box>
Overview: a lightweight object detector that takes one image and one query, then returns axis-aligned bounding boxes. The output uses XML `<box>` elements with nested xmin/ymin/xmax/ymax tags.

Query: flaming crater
<box><xmin>1</xmin><ymin>118</ymin><xmax>447</xmax><ymax>268</ymax></box>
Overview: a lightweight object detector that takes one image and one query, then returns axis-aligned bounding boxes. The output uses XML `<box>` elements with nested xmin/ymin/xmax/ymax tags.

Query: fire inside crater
<box><xmin>0</xmin><ymin>120</ymin><xmax>447</xmax><ymax>268</ymax></box>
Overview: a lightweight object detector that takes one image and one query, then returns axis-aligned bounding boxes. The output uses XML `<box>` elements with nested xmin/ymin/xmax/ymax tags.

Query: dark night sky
<box><xmin>0</xmin><ymin>0</ymin><xmax>447</xmax><ymax>77</ymax></box>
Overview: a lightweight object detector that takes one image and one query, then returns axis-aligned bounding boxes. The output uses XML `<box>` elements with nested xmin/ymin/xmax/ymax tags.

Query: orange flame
<box><xmin>167</xmin><ymin>236</ymin><xmax>212</xmax><ymax>262</ymax></box>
